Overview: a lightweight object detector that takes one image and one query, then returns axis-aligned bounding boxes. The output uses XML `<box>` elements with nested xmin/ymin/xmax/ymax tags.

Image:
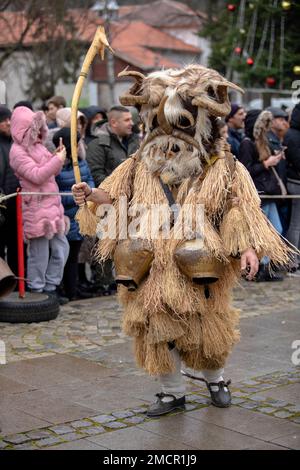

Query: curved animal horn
<box><xmin>211</xmin><ymin>79</ymin><xmax>244</xmax><ymax>95</ymax></box>
<box><xmin>157</xmin><ymin>96</ymin><xmax>173</xmax><ymax>135</ymax></box>
<box><xmin>118</xmin><ymin>68</ymin><xmax>146</xmax><ymax>81</ymax></box>
<box><xmin>118</xmin><ymin>68</ymin><xmax>148</xmax><ymax>106</ymax></box>
<box><xmin>192</xmin><ymin>96</ymin><xmax>231</xmax><ymax>118</ymax></box>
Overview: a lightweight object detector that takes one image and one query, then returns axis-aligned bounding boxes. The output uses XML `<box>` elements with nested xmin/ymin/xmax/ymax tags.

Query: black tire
<box><xmin>0</xmin><ymin>292</ymin><xmax>60</xmax><ymax>324</ymax></box>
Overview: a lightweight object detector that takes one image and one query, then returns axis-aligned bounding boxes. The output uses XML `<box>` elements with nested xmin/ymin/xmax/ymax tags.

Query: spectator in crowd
<box><xmin>54</xmin><ymin>128</ymin><xmax>95</xmax><ymax>300</ymax></box>
<box><xmin>86</xmin><ymin>105</ymin><xmax>140</xmax><ymax>294</ymax></box>
<box><xmin>0</xmin><ymin>105</ymin><xmax>19</xmax><ymax>275</ymax></box>
<box><xmin>47</xmin><ymin>96</ymin><xmax>67</xmax><ymax>129</ymax></box>
<box><xmin>9</xmin><ymin>106</ymin><xmax>69</xmax><ymax>304</ymax></box>
<box><xmin>217</xmin><ymin>119</ymin><xmax>229</xmax><ymax>140</ymax></box>
<box><xmin>266</xmin><ymin>107</ymin><xmax>290</xmax><ymax>236</ymax></box>
<box><xmin>225</xmin><ymin>104</ymin><xmax>246</xmax><ymax>157</ymax></box>
<box><xmin>45</xmin><ymin>107</ymin><xmax>87</xmax><ymax>159</ymax></box>
<box><xmin>80</xmin><ymin>106</ymin><xmax>107</xmax><ymax>146</ymax></box>
<box><xmin>284</xmin><ymin>102</ymin><xmax>300</xmax><ymax>271</ymax></box>
<box><xmin>87</xmin><ymin>105</ymin><xmax>139</xmax><ymax>187</ymax></box>
<box><xmin>13</xmin><ymin>101</ymin><xmax>33</xmax><ymax>111</ymax></box>
<box><xmin>238</xmin><ymin>109</ymin><xmax>285</xmax><ymax>281</ymax></box>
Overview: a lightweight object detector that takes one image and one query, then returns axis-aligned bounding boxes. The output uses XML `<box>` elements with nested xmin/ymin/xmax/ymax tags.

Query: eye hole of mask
<box><xmin>176</xmin><ymin>111</ymin><xmax>195</xmax><ymax>129</ymax></box>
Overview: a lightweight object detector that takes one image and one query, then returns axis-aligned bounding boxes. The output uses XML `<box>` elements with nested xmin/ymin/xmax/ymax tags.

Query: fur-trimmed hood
<box><xmin>11</xmin><ymin>106</ymin><xmax>48</xmax><ymax>149</ymax></box>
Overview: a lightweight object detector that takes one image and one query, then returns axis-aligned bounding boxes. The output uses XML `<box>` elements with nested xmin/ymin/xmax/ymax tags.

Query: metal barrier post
<box><xmin>16</xmin><ymin>189</ymin><xmax>25</xmax><ymax>298</ymax></box>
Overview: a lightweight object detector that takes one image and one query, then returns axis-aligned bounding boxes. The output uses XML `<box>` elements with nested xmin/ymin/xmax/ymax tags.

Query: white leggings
<box><xmin>159</xmin><ymin>348</ymin><xmax>224</xmax><ymax>396</ymax></box>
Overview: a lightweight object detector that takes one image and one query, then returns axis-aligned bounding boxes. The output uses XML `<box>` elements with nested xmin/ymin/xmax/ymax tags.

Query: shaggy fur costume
<box><xmin>78</xmin><ymin>65</ymin><xmax>293</xmax><ymax>375</ymax></box>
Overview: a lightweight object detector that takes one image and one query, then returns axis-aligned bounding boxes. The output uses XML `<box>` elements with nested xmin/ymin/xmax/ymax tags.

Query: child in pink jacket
<box><xmin>9</xmin><ymin>106</ymin><xmax>69</xmax><ymax>302</ymax></box>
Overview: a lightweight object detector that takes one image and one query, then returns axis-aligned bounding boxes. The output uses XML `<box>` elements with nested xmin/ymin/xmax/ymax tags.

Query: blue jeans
<box><xmin>261</xmin><ymin>202</ymin><xmax>283</xmax><ymax>265</ymax></box>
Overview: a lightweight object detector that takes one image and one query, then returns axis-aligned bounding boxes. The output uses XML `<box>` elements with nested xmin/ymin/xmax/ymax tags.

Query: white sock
<box><xmin>202</xmin><ymin>368</ymin><xmax>225</xmax><ymax>392</ymax></box>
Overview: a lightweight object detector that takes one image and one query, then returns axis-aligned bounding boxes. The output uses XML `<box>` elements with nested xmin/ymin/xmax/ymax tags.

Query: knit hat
<box><xmin>244</xmin><ymin>109</ymin><xmax>262</xmax><ymax>139</ymax></box>
<box><xmin>56</xmin><ymin>107</ymin><xmax>86</xmax><ymax>128</ymax></box>
<box><xmin>0</xmin><ymin>105</ymin><xmax>12</xmax><ymax>123</ymax></box>
<box><xmin>14</xmin><ymin>101</ymin><xmax>33</xmax><ymax>111</ymax></box>
<box><xmin>225</xmin><ymin>104</ymin><xmax>242</xmax><ymax>122</ymax></box>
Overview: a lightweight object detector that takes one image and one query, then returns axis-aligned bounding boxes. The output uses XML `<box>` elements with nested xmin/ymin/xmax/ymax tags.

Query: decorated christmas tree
<box><xmin>201</xmin><ymin>0</ymin><xmax>300</xmax><ymax>89</ymax></box>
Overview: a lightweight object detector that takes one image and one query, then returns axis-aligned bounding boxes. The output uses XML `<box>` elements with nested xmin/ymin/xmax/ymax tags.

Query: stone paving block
<box><xmin>273</xmin><ymin>411</ymin><xmax>294</xmax><ymax>419</ymax></box>
<box><xmin>36</xmin><ymin>436</ymin><xmax>64</xmax><ymax>448</ymax></box>
<box><xmin>291</xmin><ymin>417</ymin><xmax>300</xmax><ymax>424</ymax></box>
<box><xmin>185</xmin><ymin>404</ymin><xmax>198</xmax><ymax>411</ymax></box>
<box><xmin>232</xmin><ymin>391</ymin><xmax>248</xmax><ymax>398</ymax></box>
<box><xmin>257</xmin><ymin>407</ymin><xmax>275</xmax><ymax>414</ymax></box>
<box><xmin>26</xmin><ymin>430</ymin><xmax>53</xmax><ymax>440</ymax></box>
<box><xmin>91</xmin><ymin>414</ymin><xmax>116</xmax><ymax>424</ymax></box>
<box><xmin>123</xmin><ymin>416</ymin><xmax>146</xmax><ymax>425</ymax></box>
<box><xmin>112</xmin><ymin>410</ymin><xmax>135</xmax><ymax>419</ymax></box>
<box><xmin>3</xmin><ymin>434</ymin><xmax>32</xmax><ymax>445</ymax></box>
<box><xmin>49</xmin><ymin>425</ymin><xmax>74</xmax><ymax>435</ymax></box>
<box><xmin>239</xmin><ymin>401</ymin><xmax>259</xmax><ymax>410</ymax></box>
<box><xmin>83</xmin><ymin>426</ymin><xmax>106</xmax><ymax>436</ymax></box>
<box><xmin>190</xmin><ymin>396</ymin><xmax>210</xmax><ymax>405</ymax></box>
<box><xmin>104</xmin><ymin>421</ymin><xmax>127</xmax><ymax>430</ymax></box>
<box><xmin>59</xmin><ymin>432</ymin><xmax>86</xmax><ymax>442</ymax></box>
<box><xmin>231</xmin><ymin>397</ymin><xmax>247</xmax><ymax>405</ymax></box>
<box><xmin>131</xmin><ymin>407</ymin><xmax>147</xmax><ymax>414</ymax></box>
<box><xmin>70</xmin><ymin>420</ymin><xmax>93</xmax><ymax>429</ymax></box>
<box><xmin>266</xmin><ymin>399</ymin><xmax>290</xmax><ymax>408</ymax></box>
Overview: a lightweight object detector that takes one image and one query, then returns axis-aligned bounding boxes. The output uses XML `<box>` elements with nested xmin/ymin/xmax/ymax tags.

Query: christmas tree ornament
<box><xmin>227</xmin><ymin>4</ymin><xmax>236</xmax><ymax>11</ymax></box>
<box><xmin>246</xmin><ymin>57</ymin><xmax>254</xmax><ymax>66</ymax></box>
<box><xmin>234</xmin><ymin>46</ymin><xmax>242</xmax><ymax>55</ymax></box>
<box><xmin>239</xmin><ymin>28</ymin><xmax>246</xmax><ymax>35</ymax></box>
<box><xmin>249</xmin><ymin>2</ymin><xmax>255</xmax><ymax>9</ymax></box>
<box><xmin>265</xmin><ymin>77</ymin><xmax>276</xmax><ymax>86</ymax></box>
<box><xmin>293</xmin><ymin>66</ymin><xmax>300</xmax><ymax>75</ymax></box>
<box><xmin>281</xmin><ymin>1</ymin><xmax>291</xmax><ymax>10</ymax></box>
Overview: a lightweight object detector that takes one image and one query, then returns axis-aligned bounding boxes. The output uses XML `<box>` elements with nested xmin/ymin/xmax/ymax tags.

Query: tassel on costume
<box><xmin>144</xmin><ymin>341</ymin><xmax>175</xmax><ymax>375</ymax></box>
<box><xmin>75</xmin><ymin>202</ymin><xmax>98</xmax><ymax>237</ymax></box>
<box><xmin>220</xmin><ymin>206</ymin><xmax>253</xmax><ymax>257</ymax></box>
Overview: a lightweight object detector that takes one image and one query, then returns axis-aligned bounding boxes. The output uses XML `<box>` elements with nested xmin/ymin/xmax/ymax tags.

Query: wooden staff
<box><xmin>71</xmin><ymin>26</ymin><xmax>113</xmax><ymax>184</ymax></box>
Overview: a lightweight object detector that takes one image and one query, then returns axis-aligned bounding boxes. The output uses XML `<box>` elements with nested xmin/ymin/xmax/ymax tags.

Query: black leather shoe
<box><xmin>255</xmin><ymin>264</ymin><xmax>283</xmax><ymax>282</ymax></box>
<box><xmin>206</xmin><ymin>380</ymin><xmax>232</xmax><ymax>408</ymax></box>
<box><xmin>146</xmin><ymin>393</ymin><xmax>186</xmax><ymax>417</ymax></box>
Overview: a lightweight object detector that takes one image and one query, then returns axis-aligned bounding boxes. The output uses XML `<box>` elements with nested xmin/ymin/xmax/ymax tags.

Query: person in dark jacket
<box><xmin>87</xmin><ymin>106</ymin><xmax>140</xmax><ymax>187</ymax></box>
<box><xmin>86</xmin><ymin>106</ymin><xmax>140</xmax><ymax>292</ymax></box>
<box><xmin>54</xmin><ymin>128</ymin><xmax>95</xmax><ymax>300</ymax></box>
<box><xmin>225</xmin><ymin>104</ymin><xmax>246</xmax><ymax>157</ymax></box>
<box><xmin>238</xmin><ymin>109</ymin><xmax>284</xmax><ymax>281</ymax></box>
<box><xmin>266</xmin><ymin>107</ymin><xmax>290</xmax><ymax>237</ymax></box>
<box><xmin>284</xmin><ymin>102</ymin><xmax>300</xmax><ymax>269</ymax></box>
<box><xmin>0</xmin><ymin>105</ymin><xmax>19</xmax><ymax>275</ymax></box>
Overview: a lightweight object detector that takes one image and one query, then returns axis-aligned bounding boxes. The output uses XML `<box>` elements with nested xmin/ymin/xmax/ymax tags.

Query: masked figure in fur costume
<box><xmin>72</xmin><ymin>65</ymin><xmax>292</xmax><ymax>417</ymax></box>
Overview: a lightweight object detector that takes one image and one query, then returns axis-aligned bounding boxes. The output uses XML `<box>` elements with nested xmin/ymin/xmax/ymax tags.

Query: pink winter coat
<box><xmin>9</xmin><ymin>106</ymin><xmax>65</xmax><ymax>240</ymax></box>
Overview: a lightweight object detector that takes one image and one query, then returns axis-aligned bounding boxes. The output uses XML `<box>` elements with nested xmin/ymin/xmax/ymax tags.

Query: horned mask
<box><xmin>119</xmin><ymin>64</ymin><xmax>243</xmax><ymax>185</ymax></box>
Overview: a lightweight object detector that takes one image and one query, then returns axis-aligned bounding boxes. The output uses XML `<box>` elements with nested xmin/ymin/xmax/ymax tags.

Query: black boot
<box><xmin>206</xmin><ymin>380</ymin><xmax>232</xmax><ymax>408</ymax></box>
<box><xmin>146</xmin><ymin>393</ymin><xmax>186</xmax><ymax>418</ymax></box>
<box><xmin>255</xmin><ymin>263</ymin><xmax>283</xmax><ymax>282</ymax></box>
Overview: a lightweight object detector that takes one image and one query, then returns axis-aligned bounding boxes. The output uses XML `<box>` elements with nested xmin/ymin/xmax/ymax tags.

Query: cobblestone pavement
<box><xmin>0</xmin><ymin>277</ymin><xmax>299</xmax><ymax>450</ymax></box>
<box><xmin>0</xmin><ymin>277</ymin><xmax>299</xmax><ymax>365</ymax></box>
<box><xmin>0</xmin><ymin>368</ymin><xmax>299</xmax><ymax>450</ymax></box>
